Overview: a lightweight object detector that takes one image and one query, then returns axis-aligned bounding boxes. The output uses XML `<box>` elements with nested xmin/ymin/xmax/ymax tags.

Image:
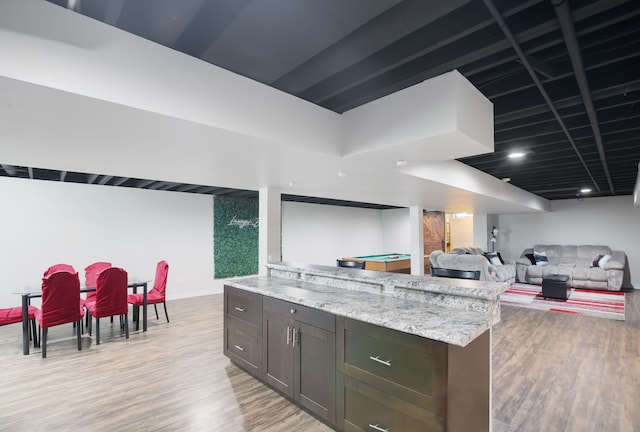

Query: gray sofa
<box><xmin>515</xmin><ymin>245</ymin><xmax>625</xmax><ymax>291</ymax></box>
<box><xmin>429</xmin><ymin>246</ymin><xmax>516</xmax><ymax>283</ymax></box>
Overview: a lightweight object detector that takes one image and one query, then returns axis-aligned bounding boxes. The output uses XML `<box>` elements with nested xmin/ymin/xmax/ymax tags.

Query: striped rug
<box><xmin>500</xmin><ymin>283</ymin><xmax>625</xmax><ymax>321</ymax></box>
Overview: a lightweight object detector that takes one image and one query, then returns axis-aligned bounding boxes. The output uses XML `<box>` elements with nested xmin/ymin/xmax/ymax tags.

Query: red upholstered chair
<box><xmin>35</xmin><ymin>271</ymin><xmax>84</xmax><ymax>358</ymax></box>
<box><xmin>128</xmin><ymin>260</ymin><xmax>169</xmax><ymax>328</ymax></box>
<box><xmin>85</xmin><ymin>267</ymin><xmax>129</xmax><ymax>345</ymax></box>
<box><xmin>83</xmin><ymin>262</ymin><xmax>112</xmax><ymax>324</ymax></box>
<box><xmin>0</xmin><ymin>306</ymin><xmax>39</xmax><ymax>348</ymax></box>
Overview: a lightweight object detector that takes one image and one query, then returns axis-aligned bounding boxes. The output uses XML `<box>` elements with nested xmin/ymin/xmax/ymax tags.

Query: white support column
<box><xmin>259</xmin><ymin>187</ymin><xmax>281</xmax><ymax>276</ymax></box>
<box><xmin>410</xmin><ymin>206</ymin><xmax>425</xmax><ymax>275</ymax></box>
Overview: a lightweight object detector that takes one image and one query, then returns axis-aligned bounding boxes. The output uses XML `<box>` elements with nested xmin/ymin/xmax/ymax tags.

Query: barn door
<box><xmin>423</xmin><ymin>211</ymin><xmax>445</xmax><ymax>255</ymax></box>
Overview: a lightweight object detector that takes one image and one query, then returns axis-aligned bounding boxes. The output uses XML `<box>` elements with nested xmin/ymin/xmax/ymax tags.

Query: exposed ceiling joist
<box><xmin>553</xmin><ymin>0</ymin><xmax>615</xmax><ymax>195</ymax></box>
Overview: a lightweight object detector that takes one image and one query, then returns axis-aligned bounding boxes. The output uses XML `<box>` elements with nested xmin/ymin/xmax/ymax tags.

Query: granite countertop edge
<box><xmin>266</xmin><ymin>262</ymin><xmax>508</xmax><ymax>301</ymax></box>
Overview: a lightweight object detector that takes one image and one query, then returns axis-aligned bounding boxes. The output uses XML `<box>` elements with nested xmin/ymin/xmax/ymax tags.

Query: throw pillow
<box><xmin>484</xmin><ymin>252</ymin><xmax>502</xmax><ymax>266</ymax></box>
<box><xmin>524</xmin><ymin>253</ymin><xmax>536</xmax><ymax>265</ymax></box>
<box><xmin>591</xmin><ymin>254</ymin><xmax>612</xmax><ymax>267</ymax></box>
<box><xmin>534</xmin><ymin>250</ymin><xmax>548</xmax><ymax>266</ymax></box>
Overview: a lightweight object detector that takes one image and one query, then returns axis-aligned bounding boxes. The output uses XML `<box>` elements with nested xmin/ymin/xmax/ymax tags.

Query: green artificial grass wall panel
<box><xmin>214</xmin><ymin>195</ymin><xmax>259</xmax><ymax>278</ymax></box>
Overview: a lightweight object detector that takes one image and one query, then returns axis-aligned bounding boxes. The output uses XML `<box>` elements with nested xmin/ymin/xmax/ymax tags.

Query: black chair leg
<box><xmin>96</xmin><ymin>318</ymin><xmax>100</xmax><ymax>345</ymax></box>
<box><xmin>154</xmin><ymin>304</ymin><xmax>159</xmax><ymax>320</ymax></box>
<box><xmin>77</xmin><ymin>319</ymin><xmax>82</xmax><ymax>351</ymax></box>
<box><xmin>30</xmin><ymin>319</ymin><xmax>39</xmax><ymax>348</ymax></box>
<box><xmin>163</xmin><ymin>302</ymin><xmax>169</xmax><ymax>323</ymax></box>
<box><xmin>124</xmin><ymin>313</ymin><xmax>129</xmax><ymax>339</ymax></box>
<box><xmin>42</xmin><ymin>327</ymin><xmax>47</xmax><ymax>358</ymax></box>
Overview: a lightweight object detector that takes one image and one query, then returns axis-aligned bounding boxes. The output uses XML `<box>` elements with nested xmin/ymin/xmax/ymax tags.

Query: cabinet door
<box><xmin>263</xmin><ymin>309</ymin><xmax>294</xmax><ymax>397</ymax></box>
<box><xmin>294</xmin><ymin>321</ymin><xmax>336</xmax><ymax>424</ymax></box>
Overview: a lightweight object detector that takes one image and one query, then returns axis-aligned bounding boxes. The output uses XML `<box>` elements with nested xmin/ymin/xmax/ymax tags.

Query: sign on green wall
<box><xmin>213</xmin><ymin>195</ymin><xmax>259</xmax><ymax>278</ymax></box>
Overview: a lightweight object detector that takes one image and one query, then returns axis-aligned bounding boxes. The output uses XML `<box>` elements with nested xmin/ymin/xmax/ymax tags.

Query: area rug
<box><xmin>500</xmin><ymin>283</ymin><xmax>625</xmax><ymax>321</ymax></box>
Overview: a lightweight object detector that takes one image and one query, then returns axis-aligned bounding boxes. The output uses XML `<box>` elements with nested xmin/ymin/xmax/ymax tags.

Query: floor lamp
<box><xmin>489</xmin><ymin>226</ymin><xmax>499</xmax><ymax>252</ymax></box>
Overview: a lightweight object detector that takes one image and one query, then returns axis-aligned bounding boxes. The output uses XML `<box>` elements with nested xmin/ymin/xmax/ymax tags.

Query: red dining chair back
<box><xmin>43</xmin><ymin>263</ymin><xmax>75</xmax><ymax>277</ymax></box>
<box><xmin>128</xmin><ymin>260</ymin><xmax>170</xmax><ymax>328</ymax></box>
<box><xmin>35</xmin><ymin>270</ymin><xmax>84</xmax><ymax>358</ymax></box>
<box><xmin>85</xmin><ymin>267</ymin><xmax>129</xmax><ymax>344</ymax></box>
<box><xmin>83</xmin><ymin>262</ymin><xmax>112</xmax><ymax>303</ymax></box>
<box><xmin>152</xmin><ymin>260</ymin><xmax>169</xmax><ymax>298</ymax></box>
<box><xmin>84</xmin><ymin>262</ymin><xmax>112</xmax><ymax>288</ymax></box>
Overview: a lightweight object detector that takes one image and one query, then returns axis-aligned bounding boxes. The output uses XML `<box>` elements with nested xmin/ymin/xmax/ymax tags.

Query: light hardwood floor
<box><xmin>0</xmin><ymin>290</ymin><xmax>638</xmax><ymax>432</ymax></box>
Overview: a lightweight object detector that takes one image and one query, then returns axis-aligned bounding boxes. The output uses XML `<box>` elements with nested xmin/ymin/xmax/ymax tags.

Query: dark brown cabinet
<box><xmin>223</xmin><ymin>286</ymin><xmax>263</xmax><ymax>377</ymax></box>
<box><xmin>336</xmin><ymin>317</ymin><xmax>446</xmax><ymax>431</ymax></box>
<box><xmin>336</xmin><ymin>317</ymin><xmax>490</xmax><ymax>432</ymax></box>
<box><xmin>263</xmin><ymin>297</ymin><xmax>336</xmax><ymax>425</ymax></box>
<box><xmin>223</xmin><ymin>285</ymin><xmax>491</xmax><ymax>432</ymax></box>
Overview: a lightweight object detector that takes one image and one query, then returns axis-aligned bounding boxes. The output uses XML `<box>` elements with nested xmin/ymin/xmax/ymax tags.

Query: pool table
<box><xmin>341</xmin><ymin>253</ymin><xmax>430</xmax><ymax>274</ymax></box>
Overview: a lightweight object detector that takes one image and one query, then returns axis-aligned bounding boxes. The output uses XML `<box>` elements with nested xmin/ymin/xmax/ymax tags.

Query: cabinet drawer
<box><xmin>225</xmin><ymin>285</ymin><xmax>262</xmax><ymax>330</ymax></box>
<box><xmin>337</xmin><ymin>317</ymin><xmax>446</xmax><ymax>415</ymax></box>
<box><xmin>263</xmin><ymin>296</ymin><xmax>334</xmax><ymax>332</ymax></box>
<box><xmin>225</xmin><ymin>324</ymin><xmax>262</xmax><ymax>377</ymax></box>
<box><xmin>338</xmin><ymin>373</ymin><xmax>444</xmax><ymax>432</ymax></box>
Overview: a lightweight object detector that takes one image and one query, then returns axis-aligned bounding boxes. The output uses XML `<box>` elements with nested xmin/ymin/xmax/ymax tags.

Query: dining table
<box><xmin>15</xmin><ymin>280</ymin><xmax>149</xmax><ymax>355</ymax></box>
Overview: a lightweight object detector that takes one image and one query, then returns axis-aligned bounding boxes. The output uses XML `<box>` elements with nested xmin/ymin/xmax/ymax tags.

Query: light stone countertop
<box><xmin>226</xmin><ymin>266</ymin><xmax>505</xmax><ymax>347</ymax></box>
<box><xmin>267</xmin><ymin>262</ymin><xmax>507</xmax><ymax>300</ymax></box>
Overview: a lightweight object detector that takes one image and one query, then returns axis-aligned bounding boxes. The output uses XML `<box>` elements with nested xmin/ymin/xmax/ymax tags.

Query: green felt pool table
<box><xmin>341</xmin><ymin>253</ymin><xmax>430</xmax><ymax>273</ymax></box>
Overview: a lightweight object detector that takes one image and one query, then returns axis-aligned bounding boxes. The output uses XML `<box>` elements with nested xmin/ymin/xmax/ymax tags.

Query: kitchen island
<box><xmin>223</xmin><ymin>262</ymin><xmax>507</xmax><ymax>432</ymax></box>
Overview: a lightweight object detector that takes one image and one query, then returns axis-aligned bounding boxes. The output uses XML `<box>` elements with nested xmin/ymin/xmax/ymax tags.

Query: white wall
<box><xmin>450</xmin><ymin>217</ymin><xmax>474</xmax><ymax>250</ymax></box>
<box><xmin>281</xmin><ymin>202</ymin><xmax>385</xmax><ymax>266</ymax></box>
<box><xmin>494</xmin><ymin>196</ymin><xmax>640</xmax><ymax>288</ymax></box>
<box><xmin>382</xmin><ymin>208</ymin><xmax>411</xmax><ymax>253</ymax></box>
<box><xmin>0</xmin><ymin>177</ymin><xmax>214</xmax><ymax>308</ymax></box>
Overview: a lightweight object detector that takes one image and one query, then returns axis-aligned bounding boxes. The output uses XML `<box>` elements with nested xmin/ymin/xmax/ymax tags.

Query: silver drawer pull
<box><xmin>368</xmin><ymin>423</ymin><xmax>389</xmax><ymax>432</ymax></box>
<box><xmin>292</xmin><ymin>328</ymin><xmax>298</xmax><ymax>347</ymax></box>
<box><xmin>234</xmin><ymin>306</ymin><xmax>246</xmax><ymax>312</ymax></box>
<box><xmin>286</xmin><ymin>326</ymin><xmax>291</xmax><ymax>345</ymax></box>
<box><xmin>233</xmin><ymin>345</ymin><xmax>245</xmax><ymax>351</ymax></box>
<box><xmin>369</xmin><ymin>356</ymin><xmax>391</xmax><ymax>367</ymax></box>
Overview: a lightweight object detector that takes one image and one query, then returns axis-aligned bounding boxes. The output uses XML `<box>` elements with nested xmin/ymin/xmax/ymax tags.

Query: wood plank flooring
<box><xmin>0</xmin><ymin>290</ymin><xmax>638</xmax><ymax>431</ymax></box>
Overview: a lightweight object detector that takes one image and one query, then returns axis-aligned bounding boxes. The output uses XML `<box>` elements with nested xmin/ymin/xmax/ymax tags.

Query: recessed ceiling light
<box><xmin>508</xmin><ymin>152</ymin><xmax>526</xmax><ymax>159</ymax></box>
<box><xmin>501</xmin><ymin>177</ymin><xmax>511</xmax><ymax>182</ymax></box>
<box><xmin>288</xmin><ymin>182</ymin><xmax>296</xmax><ymax>187</ymax></box>
<box><xmin>396</xmin><ymin>160</ymin><xmax>408</xmax><ymax>167</ymax></box>
<box><xmin>338</xmin><ymin>171</ymin><xmax>348</xmax><ymax>178</ymax></box>
<box><xmin>580</xmin><ymin>188</ymin><xmax>592</xmax><ymax>193</ymax></box>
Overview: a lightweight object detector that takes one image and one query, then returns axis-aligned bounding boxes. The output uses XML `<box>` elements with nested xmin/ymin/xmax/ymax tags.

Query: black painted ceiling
<box><xmin>5</xmin><ymin>0</ymin><xmax>639</xmax><ymax>204</ymax></box>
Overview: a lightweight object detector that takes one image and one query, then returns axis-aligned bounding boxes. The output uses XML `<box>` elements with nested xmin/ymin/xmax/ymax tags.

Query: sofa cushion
<box><xmin>524</xmin><ymin>253</ymin><xmax>536</xmax><ymax>265</ymax></box>
<box><xmin>534</xmin><ymin>251</ymin><xmax>548</xmax><ymax>266</ymax></box>
<box><xmin>590</xmin><ymin>254</ymin><xmax>612</xmax><ymax>268</ymax></box>
<box><xmin>451</xmin><ymin>246</ymin><xmax>484</xmax><ymax>255</ymax></box>
<box><xmin>484</xmin><ymin>252</ymin><xmax>502</xmax><ymax>266</ymax></box>
<box><xmin>577</xmin><ymin>245</ymin><xmax>612</xmax><ymax>259</ymax></box>
<box><xmin>526</xmin><ymin>264</ymin><xmax>559</xmax><ymax>279</ymax></box>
